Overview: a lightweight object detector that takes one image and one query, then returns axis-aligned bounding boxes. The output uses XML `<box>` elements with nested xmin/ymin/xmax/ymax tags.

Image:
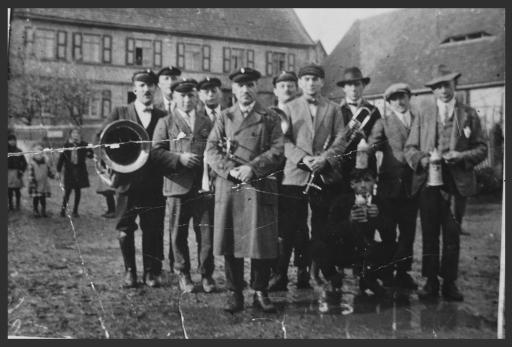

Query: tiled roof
<box><xmin>14</xmin><ymin>8</ymin><xmax>315</xmax><ymax>46</ymax></box>
<box><xmin>322</xmin><ymin>8</ymin><xmax>505</xmax><ymax>100</ymax></box>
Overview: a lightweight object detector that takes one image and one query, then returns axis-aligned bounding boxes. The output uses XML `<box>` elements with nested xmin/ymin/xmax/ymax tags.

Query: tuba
<box><xmin>95</xmin><ymin>120</ymin><xmax>151</xmax><ymax>186</ymax></box>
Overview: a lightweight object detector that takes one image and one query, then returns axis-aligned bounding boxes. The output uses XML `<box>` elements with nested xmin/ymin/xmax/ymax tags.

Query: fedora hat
<box><xmin>336</xmin><ymin>67</ymin><xmax>370</xmax><ymax>87</ymax></box>
<box><xmin>425</xmin><ymin>64</ymin><xmax>461</xmax><ymax>88</ymax></box>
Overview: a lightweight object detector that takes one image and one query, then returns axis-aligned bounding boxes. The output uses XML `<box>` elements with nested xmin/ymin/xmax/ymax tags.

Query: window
<box><xmin>184</xmin><ymin>43</ymin><xmax>201</xmax><ymax>71</ymax></box>
<box><xmin>231</xmin><ymin>48</ymin><xmax>244</xmax><ymax>70</ymax></box>
<box><xmin>82</xmin><ymin>34</ymin><xmax>101</xmax><ymax>63</ymax></box>
<box><xmin>287</xmin><ymin>53</ymin><xmax>295</xmax><ymax>71</ymax></box>
<box><xmin>266</xmin><ymin>51</ymin><xmax>287</xmax><ymax>76</ymax></box>
<box><xmin>126</xmin><ymin>38</ymin><xmax>152</xmax><ymax>66</ymax></box>
<box><xmin>153</xmin><ymin>40</ymin><xmax>162</xmax><ymax>67</ymax></box>
<box><xmin>101</xmin><ymin>90</ymin><xmax>112</xmax><ymax>117</ymax></box>
<box><xmin>85</xmin><ymin>91</ymin><xmax>101</xmax><ymax>118</ymax></box>
<box><xmin>177</xmin><ymin>43</ymin><xmax>185</xmax><ymax>69</ymax></box>
<box><xmin>35</xmin><ymin>29</ymin><xmax>56</xmax><ymax>60</ymax></box>
<box><xmin>223</xmin><ymin>47</ymin><xmax>231</xmax><ymax>73</ymax></box>
<box><xmin>103</xmin><ymin>35</ymin><xmax>112</xmax><ymax>64</ymax></box>
<box><xmin>57</xmin><ymin>31</ymin><xmax>67</xmax><ymax>60</ymax></box>
<box><xmin>441</xmin><ymin>31</ymin><xmax>493</xmax><ymax>44</ymax></box>
<box><xmin>202</xmin><ymin>45</ymin><xmax>211</xmax><ymax>71</ymax></box>
<box><xmin>247</xmin><ymin>50</ymin><xmax>254</xmax><ymax>69</ymax></box>
<box><xmin>73</xmin><ymin>33</ymin><xmax>82</xmax><ymax>61</ymax></box>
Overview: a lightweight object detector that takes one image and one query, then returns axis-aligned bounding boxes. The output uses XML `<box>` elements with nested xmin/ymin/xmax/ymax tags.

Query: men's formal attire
<box><xmin>152</xmin><ymin>107</ymin><xmax>215</xmax><ymax>279</ymax></box>
<box><xmin>280</xmin><ymin>95</ymin><xmax>346</xmax><ymax>286</ymax></box>
<box><xmin>405</xmin><ymin>99</ymin><xmax>487</xmax><ymax>288</ymax></box>
<box><xmin>99</xmin><ymin>101</ymin><xmax>175</xmax><ymax>283</ymax></box>
<box><xmin>205</xmin><ymin>101</ymin><xmax>284</xmax><ymax>294</ymax></box>
<box><xmin>368</xmin><ymin>109</ymin><xmax>418</xmax><ymax>283</ymax></box>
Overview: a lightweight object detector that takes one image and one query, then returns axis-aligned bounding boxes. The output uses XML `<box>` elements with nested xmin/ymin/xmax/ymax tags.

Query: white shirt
<box><xmin>345</xmin><ymin>98</ymin><xmax>363</xmax><ymax>116</ymax></box>
<box><xmin>163</xmin><ymin>97</ymin><xmax>174</xmax><ymax>113</ymax></box>
<box><xmin>134</xmin><ymin>100</ymin><xmax>153</xmax><ymax>129</ymax></box>
<box><xmin>239</xmin><ymin>102</ymin><xmax>256</xmax><ymax>118</ymax></box>
<box><xmin>205</xmin><ymin>105</ymin><xmax>221</xmax><ymax>122</ymax></box>
<box><xmin>392</xmin><ymin>109</ymin><xmax>412</xmax><ymax>128</ymax></box>
<box><xmin>177</xmin><ymin>108</ymin><xmax>196</xmax><ymax>131</ymax></box>
<box><xmin>437</xmin><ymin>98</ymin><xmax>456</xmax><ymax>125</ymax></box>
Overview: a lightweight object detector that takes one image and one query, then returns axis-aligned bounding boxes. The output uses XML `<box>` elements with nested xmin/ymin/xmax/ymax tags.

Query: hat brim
<box><xmin>198</xmin><ymin>82</ymin><xmax>221</xmax><ymax>90</ymax></box>
<box><xmin>385</xmin><ymin>89</ymin><xmax>412</xmax><ymax>101</ymax></box>
<box><xmin>336</xmin><ymin>77</ymin><xmax>370</xmax><ymax>87</ymax></box>
<box><xmin>424</xmin><ymin>72</ymin><xmax>461</xmax><ymax>87</ymax></box>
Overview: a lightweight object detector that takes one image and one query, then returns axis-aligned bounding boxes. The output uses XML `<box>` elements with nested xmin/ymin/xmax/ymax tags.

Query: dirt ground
<box><xmin>7</xmin><ymin>177</ymin><xmax>502</xmax><ymax>339</ymax></box>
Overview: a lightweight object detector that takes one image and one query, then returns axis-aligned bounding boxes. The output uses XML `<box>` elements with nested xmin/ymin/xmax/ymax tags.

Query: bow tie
<box><xmin>306</xmin><ymin>98</ymin><xmax>318</xmax><ymax>105</ymax></box>
<box><xmin>142</xmin><ymin>107</ymin><xmax>153</xmax><ymax>112</ymax></box>
<box><xmin>348</xmin><ymin>102</ymin><xmax>359</xmax><ymax>107</ymax></box>
<box><xmin>206</xmin><ymin>104</ymin><xmax>218</xmax><ymax>110</ymax></box>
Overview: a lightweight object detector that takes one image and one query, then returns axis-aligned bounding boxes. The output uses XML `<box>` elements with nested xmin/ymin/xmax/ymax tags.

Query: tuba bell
<box><xmin>95</xmin><ymin>120</ymin><xmax>151</xmax><ymax>186</ymax></box>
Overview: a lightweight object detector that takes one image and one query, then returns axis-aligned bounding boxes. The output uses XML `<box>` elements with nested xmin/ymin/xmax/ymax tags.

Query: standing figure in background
<box><xmin>405</xmin><ymin>65</ymin><xmax>487</xmax><ymax>301</ymax></box>
<box><xmin>368</xmin><ymin>83</ymin><xmax>419</xmax><ymax>289</ymax></box>
<box><xmin>57</xmin><ymin>128</ymin><xmax>93</xmax><ymax>218</ymax></box>
<box><xmin>155</xmin><ymin>66</ymin><xmax>182</xmax><ymax>114</ymax></box>
<box><xmin>8</xmin><ymin>134</ymin><xmax>27</xmax><ymax>211</ymax></box>
<box><xmin>28</xmin><ymin>143</ymin><xmax>55</xmax><ymax>218</ymax></box>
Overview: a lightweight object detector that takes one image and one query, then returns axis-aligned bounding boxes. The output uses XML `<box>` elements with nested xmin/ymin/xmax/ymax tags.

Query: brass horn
<box><xmin>95</xmin><ymin>120</ymin><xmax>151</xmax><ymax>185</ymax></box>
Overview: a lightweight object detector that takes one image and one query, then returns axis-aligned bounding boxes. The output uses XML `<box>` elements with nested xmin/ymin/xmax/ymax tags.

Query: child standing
<box><xmin>56</xmin><ymin>128</ymin><xmax>93</xmax><ymax>218</ymax></box>
<box><xmin>8</xmin><ymin>134</ymin><xmax>28</xmax><ymax>211</ymax></box>
<box><xmin>28</xmin><ymin>143</ymin><xmax>55</xmax><ymax>217</ymax></box>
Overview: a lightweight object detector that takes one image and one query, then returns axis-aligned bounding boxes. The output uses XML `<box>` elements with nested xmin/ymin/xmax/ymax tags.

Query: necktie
<box><xmin>441</xmin><ymin>105</ymin><xmax>450</xmax><ymax>125</ymax></box>
<box><xmin>167</xmin><ymin>103</ymin><xmax>172</xmax><ymax>114</ymax></box>
<box><xmin>210</xmin><ymin>109</ymin><xmax>216</xmax><ymax>121</ymax></box>
<box><xmin>143</xmin><ymin>107</ymin><xmax>152</xmax><ymax>113</ymax></box>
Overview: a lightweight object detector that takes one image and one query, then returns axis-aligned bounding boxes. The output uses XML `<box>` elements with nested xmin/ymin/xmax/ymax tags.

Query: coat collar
<box><xmin>228</xmin><ymin>102</ymin><xmax>266</xmax><ymax>134</ymax></box>
<box><xmin>384</xmin><ymin>109</ymin><xmax>413</xmax><ymax>141</ymax></box>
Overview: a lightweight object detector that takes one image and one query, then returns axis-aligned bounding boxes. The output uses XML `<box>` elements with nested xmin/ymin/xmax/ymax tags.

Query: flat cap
<box><xmin>298</xmin><ymin>63</ymin><xmax>325</xmax><ymax>79</ymax></box>
<box><xmin>197</xmin><ymin>77</ymin><xmax>222</xmax><ymax>90</ymax></box>
<box><xmin>272</xmin><ymin>70</ymin><xmax>298</xmax><ymax>86</ymax></box>
<box><xmin>229</xmin><ymin>67</ymin><xmax>262</xmax><ymax>83</ymax></box>
<box><xmin>132</xmin><ymin>69</ymin><xmax>157</xmax><ymax>85</ymax></box>
<box><xmin>384</xmin><ymin>83</ymin><xmax>412</xmax><ymax>101</ymax></box>
<box><xmin>171</xmin><ymin>78</ymin><xmax>198</xmax><ymax>93</ymax></box>
<box><xmin>425</xmin><ymin>64</ymin><xmax>461</xmax><ymax>88</ymax></box>
<box><xmin>157</xmin><ymin>66</ymin><xmax>182</xmax><ymax>78</ymax></box>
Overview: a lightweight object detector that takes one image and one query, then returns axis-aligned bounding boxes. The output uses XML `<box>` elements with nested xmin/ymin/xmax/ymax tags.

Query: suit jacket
<box><xmin>205</xmin><ymin>101</ymin><xmax>284</xmax><ymax>258</ymax></box>
<box><xmin>404</xmin><ymin>100</ymin><xmax>487</xmax><ymax>197</ymax></box>
<box><xmin>152</xmin><ymin>106</ymin><xmax>213</xmax><ymax>197</ymax></box>
<box><xmin>154</xmin><ymin>99</ymin><xmax>176</xmax><ymax>115</ymax></box>
<box><xmin>368</xmin><ymin>110</ymin><xmax>416</xmax><ymax>199</ymax></box>
<box><xmin>281</xmin><ymin>95</ymin><xmax>345</xmax><ymax>186</ymax></box>
<box><xmin>98</xmin><ymin>103</ymin><xmax>173</xmax><ymax>194</ymax></box>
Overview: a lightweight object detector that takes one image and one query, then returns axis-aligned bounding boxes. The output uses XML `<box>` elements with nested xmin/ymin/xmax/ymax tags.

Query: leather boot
<box><xmin>119</xmin><ymin>232</ymin><xmax>137</xmax><ymax>288</ymax></box>
<box><xmin>418</xmin><ymin>277</ymin><xmax>440</xmax><ymax>299</ymax></box>
<box><xmin>297</xmin><ymin>267</ymin><xmax>311</xmax><ymax>289</ymax></box>
<box><xmin>268</xmin><ymin>238</ymin><xmax>289</xmax><ymax>291</ymax></box>
<box><xmin>224</xmin><ymin>291</ymin><xmax>244</xmax><ymax>313</ymax></box>
<box><xmin>442</xmin><ymin>281</ymin><xmax>463</xmax><ymax>301</ymax></box>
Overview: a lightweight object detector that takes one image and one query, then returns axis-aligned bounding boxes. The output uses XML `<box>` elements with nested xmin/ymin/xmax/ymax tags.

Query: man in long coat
<box><xmin>405</xmin><ymin>65</ymin><xmax>487</xmax><ymax>301</ymax></box>
<box><xmin>205</xmin><ymin>67</ymin><xmax>284</xmax><ymax>313</ymax></box>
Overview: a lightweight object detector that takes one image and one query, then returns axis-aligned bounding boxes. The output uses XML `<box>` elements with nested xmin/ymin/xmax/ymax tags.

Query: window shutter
<box><xmin>103</xmin><ymin>35</ymin><xmax>112</xmax><ymax>64</ymax></box>
<box><xmin>266</xmin><ymin>51</ymin><xmax>273</xmax><ymax>76</ymax></box>
<box><xmin>202</xmin><ymin>45</ymin><xmax>211</xmax><ymax>71</ymax></box>
<box><xmin>287</xmin><ymin>53</ymin><xmax>295</xmax><ymax>71</ymax></box>
<box><xmin>57</xmin><ymin>31</ymin><xmax>67</xmax><ymax>60</ymax></box>
<box><xmin>176</xmin><ymin>42</ymin><xmax>185</xmax><ymax>69</ymax></box>
<box><xmin>246</xmin><ymin>50</ymin><xmax>254</xmax><ymax>68</ymax></box>
<box><xmin>223</xmin><ymin>47</ymin><xmax>231</xmax><ymax>73</ymax></box>
<box><xmin>153</xmin><ymin>40</ymin><xmax>162</xmax><ymax>67</ymax></box>
<box><xmin>72</xmin><ymin>33</ymin><xmax>82</xmax><ymax>61</ymax></box>
<box><xmin>126</xmin><ymin>38</ymin><xmax>134</xmax><ymax>65</ymax></box>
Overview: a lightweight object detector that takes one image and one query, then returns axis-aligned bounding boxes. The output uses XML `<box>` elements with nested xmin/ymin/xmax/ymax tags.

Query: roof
<box><xmin>13</xmin><ymin>8</ymin><xmax>315</xmax><ymax>47</ymax></box>
<box><xmin>322</xmin><ymin>8</ymin><xmax>505</xmax><ymax>100</ymax></box>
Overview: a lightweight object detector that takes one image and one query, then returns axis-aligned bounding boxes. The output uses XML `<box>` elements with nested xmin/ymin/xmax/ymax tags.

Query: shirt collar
<box><xmin>135</xmin><ymin>100</ymin><xmax>153</xmax><ymax>113</ymax></box>
<box><xmin>437</xmin><ymin>97</ymin><xmax>456</xmax><ymax>111</ymax></box>
<box><xmin>239</xmin><ymin>101</ymin><xmax>256</xmax><ymax>115</ymax></box>
<box><xmin>206</xmin><ymin>104</ymin><xmax>221</xmax><ymax>115</ymax></box>
<box><xmin>345</xmin><ymin>98</ymin><xmax>363</xmax><ymax>107</ymax></box>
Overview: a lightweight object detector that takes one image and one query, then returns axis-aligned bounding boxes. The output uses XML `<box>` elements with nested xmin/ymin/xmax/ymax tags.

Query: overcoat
<box><xmin>404</xmin><ymin>100</ymin><xmax>487</xmax><ymax>197</ymax></box>
<box><xmin>205</xmin><ymin>101</ymin><xmax>284</xmax><ymax>259</ymax></box>
<box><xmin>56</xmin><ymin>140</ymin><xmax>93</xmax><ymax>189</ymax></box>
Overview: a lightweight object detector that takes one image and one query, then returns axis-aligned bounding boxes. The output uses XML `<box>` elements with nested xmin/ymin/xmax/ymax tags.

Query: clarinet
<box><xmin>302</xmin><ymin>134</ymin><xmax>333</xmax><ymax>195</ymax></box>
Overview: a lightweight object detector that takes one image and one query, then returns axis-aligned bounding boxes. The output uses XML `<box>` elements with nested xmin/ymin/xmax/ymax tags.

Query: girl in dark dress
<box><xmin>8</xmin><ymin>134</ymin><xmax>27</xmax><ymax>211</ymax></box>
<box><xmin>57</xmin><ymin>128</ymin><xmax>93</xmax><ymax>217</ymax></box>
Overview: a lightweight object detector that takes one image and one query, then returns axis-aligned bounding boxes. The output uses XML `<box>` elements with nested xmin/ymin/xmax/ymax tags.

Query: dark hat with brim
<box><xmin>273</xmin><ymin>70</ymin><xmax>298</xmax><ymax>86</ymax></box>
<box><xmin>336</xmin><ymin>67</ymin><xmax>370</xmax><ymax>87</ymax></box>
<box><xmin>425</xmin><ymin>64</ymin><xmax>461</xmax><ymax>88</ymax></box>
<box><xmin>298</xmin><ymin>64</ymin><xmax>325</xmax><ymax>79</ymax></box>
<box><xmin>132</xmin><ymin>69</ymin><xmax>157</xmax><ymax>85</ymax></box>
<box><xmin>171</xmin><ymin>78</ymin><xmax>198</xmax><ymax>93</ymax></box>
<box><xmin>197</xmin><ymin>77</ymin><xmax>222</xmax><ymax>90</ymax></box>
<box><xmin>229</xmin><ymin>67</ymin><xmax>261</xmax><ymax>83</ymax></box>
<box><xmin>384</xmin><ymin>82</ymin><xmax>412</xmax><ymax>101</ymax></box>
<box><xmin>157</xmin><ymin>66</ymin><xmax>182</xmax><ymax>78</ymax></box>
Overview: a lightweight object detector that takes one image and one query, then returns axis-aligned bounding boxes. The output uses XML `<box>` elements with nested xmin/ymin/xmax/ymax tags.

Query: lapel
<box><xmin>339</xmin><ymin>100</ymin><xmax>353</xmax><ymax>125</ymax></box>
<box><xmin>386</xmin><ymin>111</ymin><xmax>409</xmax><ymax>142</ymax></box>
<box><xmin>450</xmin><ymin>100</ymin><xmax>466</xmax><ymax>150</ymax></box>
<box><xmin>426</xmin><ymin>106</ymin><xmax>438</xmax><ymax>152</ymax></box>
<box><xmin>299</xmin><ymin>97</ymin><xmax>315</xmax><ymax>134</ymax></box>
<box><xmin>314</xmin><ymin>96</ymin><xmax>328</xmax><ymax>135</ymax></box>
<box><xmin>234</xmin><ymin>102</ymin><xmax>263</xmax><ymax>135</ymax></box>
<box><xmin>192</xmin><ymin>107</ymin><xmax>210</xmax><ymax>138</ymax></box>
<box><xmin>173</xmin><ymin>109</ymin><xmax>193</xmax><ymax>135</ymax></box>
<box><xmin>127</xmin><ymin>103</ymin><xmax>142</xmax><ymax>126</ymax></box>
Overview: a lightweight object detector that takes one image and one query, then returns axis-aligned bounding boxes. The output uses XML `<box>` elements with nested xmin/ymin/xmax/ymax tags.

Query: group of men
<box><xmin>99</xmin><ymin>60</ymin><xmax>487</xmax><ymax>314</ymax></box>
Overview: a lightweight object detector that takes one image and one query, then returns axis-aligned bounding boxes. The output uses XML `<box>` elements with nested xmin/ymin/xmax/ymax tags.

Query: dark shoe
<box><xmin>41</xmin><ymin>211</ymin><xmax>48</xmax><ymax>218</ymax></box>
<box><xmin>60</xmin><ymin>209</ymin><xmax>66</xmax><ymax>217</ymax></box>
<box><xmin>395</xmin><ymin>271</ymin><xmax>418</xmax><ymax>290</ymax></box>
<box><xmin>72</xmin><ymin>212</ymin><xmax>80</xmax><ymax>218</ymax></box>
<box><xmin>103</xmin><ymin>211</ymin><xmax>116</xmax><ymax>218</ymax></box>
<box><xmin>201</xmin><ymin>276</ymin><xmax>216</xmax><ymax>293</ymax></box>
<box><xmin>178</xmin><ymin>273</ymin><xmax>195</xmax><ymax>293</ymax></box>
<box><xmin>460</xmin><ymin>228</ymin><xmax>470</xmax><ymax>236</ymax></box>
<box><xmin>359</xmin><ymin>276</ymin><xmax>386</xmax><ymax>297</ymax></box>
<box><xmin>297</xmin><ymin>268</ymin><xmax>312</xmax><ymax>289</ymax></box>
<box><xmin>145</xmin><ymin>273</ymin><xmax>161</xmax><ymax>288</ymax></box>
<box><xmin>318</xmin><ymin>288</ymin><xmax>342</xmax><ymax>313</ymax></box>
<box><xmin>123</xmin><ymin>269</ymin><xmax>137</xmax><ymax>288</ymax></box>
<box><xmin>268</xmin><ymin>274</ymin><xmax>288</xmax><ymax>292</ymax></box>
<box><xmin>33</xmin><ymin>210</ymin><xmax>41</xmax><ymax>218</ymax></box>
<box><xmin>418</xmin><ymin>277</ymin><xmax>440</xmax><ymax>299</ymax></box>
<box><xmin>442</xmin><ymin>281</ymin><xmax>464</xmax><ymax>301</ymax></box>
<box><xmin>253</xmin><ymin>291</ymin><xmax>277</xmax><ymax>313</ymax></box>
<box><xmin>224</xmin><ymin>291</ymin><xmax>244</xmax><ymax>313</ymax></box>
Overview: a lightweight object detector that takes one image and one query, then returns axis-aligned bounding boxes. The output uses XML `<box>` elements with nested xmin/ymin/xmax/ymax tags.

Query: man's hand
<box><xmin>367</xmin><ymin>204</ymin><xmax>379</xmax><ymax>218</ymax></box>
<box><xmin>235</xmin><ymin>165</ymin><xmax>254</xmax><ymax>183</ymax></box>
<box><xmin>55</xmin><ymin>172</ymin><xmax>61</xmax><ymax>181</ymax></box>
<box><xmin>443</xmin><ymin>150</ymin><xmax>464</xmax><ymax>164</ymax></box>
<box><xmin>310</xmin><ymin>156</ymin><xmax>327</xmax><ymax>172</ymax></box>
<box><xmin>179</xmin><ymin>153</ymin><xmax>200</xmax><ymax>168</ymax></box>
<box><xmin>420</xmin><ymin>156</ymin><xmax>430</xmax><ymax>169</ymax></box>
<box><xmin>302</xmin><ymin>155</ymin><xmax>316</xmax><ymax>171</ymax></box>
<box><xmin>350</xmin><ymin>205</ymin><xmax>368</xmax><ymax>223</ymax></box>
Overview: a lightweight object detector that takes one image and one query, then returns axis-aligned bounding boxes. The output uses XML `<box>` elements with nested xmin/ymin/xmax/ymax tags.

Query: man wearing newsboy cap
<box><xmin>155</xmin><ymin>66</ymin><xmax>182</xmax><ymax>115</ymax></box>
<box><xmin>405</xmin><ymin>65</ymin><xmax>487</xmax><ymax>301</ymax></box>
<box><xmin>205</xmin><ymin>67</ymin><xmax>284</xmax><ymax>313</ymax></box>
